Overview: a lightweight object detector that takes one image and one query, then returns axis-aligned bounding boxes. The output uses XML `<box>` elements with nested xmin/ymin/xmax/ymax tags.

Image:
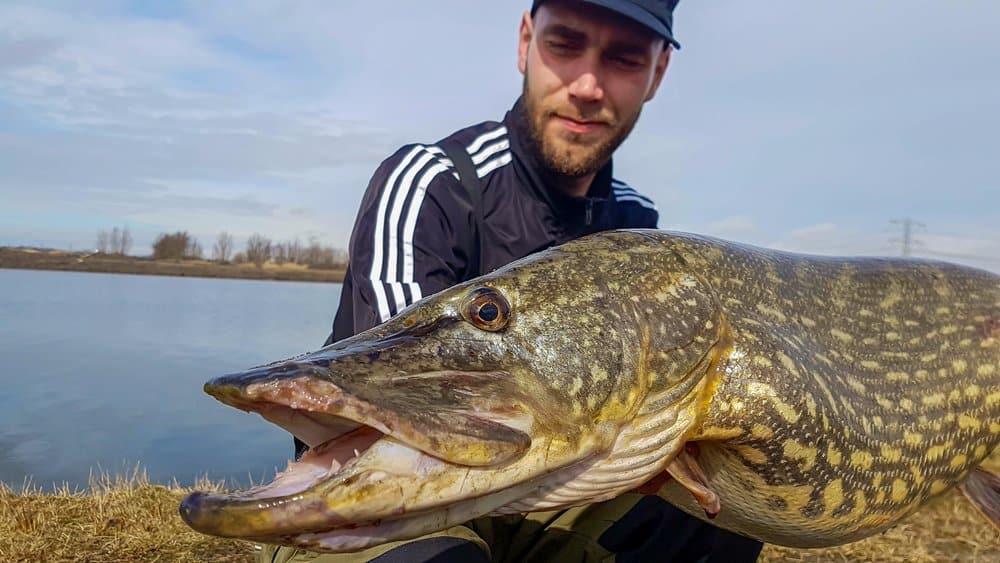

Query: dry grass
<box><xmin>0</xmin><ymin>466</ymin><xmax>256</xmax><ymax>563</ymax></box>
<box><xmin>2</xmin><ymin>456</ymin><xmax>998</xmax><ymax>562</ymax></box>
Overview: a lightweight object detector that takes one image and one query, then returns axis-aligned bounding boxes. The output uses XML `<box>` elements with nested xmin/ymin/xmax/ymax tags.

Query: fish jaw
<box><xmin>179</xmin><ymin>344</ymin><xmax>608</xmax><ymax>550</ymax></box>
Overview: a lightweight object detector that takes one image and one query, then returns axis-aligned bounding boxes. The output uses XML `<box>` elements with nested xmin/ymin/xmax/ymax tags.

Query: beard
<box><xmin>522</xmin><ymin>76</ymin><xmax>642</xmax><ymax>178</ymax></box>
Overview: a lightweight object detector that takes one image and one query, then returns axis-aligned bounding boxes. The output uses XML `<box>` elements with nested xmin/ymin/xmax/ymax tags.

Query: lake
<box><xmin>0</xmin><ymin>268</ymin><xmax>341</xmax><ymax>490</ymax></box>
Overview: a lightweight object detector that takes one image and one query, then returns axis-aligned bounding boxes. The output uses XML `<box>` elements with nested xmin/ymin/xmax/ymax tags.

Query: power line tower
<box><xmin>889</xmin><ymin>218</ymin><xmax>926</xmax><ymax>257</ymax></box>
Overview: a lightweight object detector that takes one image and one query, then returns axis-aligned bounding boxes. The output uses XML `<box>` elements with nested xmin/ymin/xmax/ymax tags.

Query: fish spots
<box><xmin>978</xmin><ymin>364</ymin><xmax>996</xmax><ymax>377</ymax></box>
<box><xmin>861</xmin><ymin>360</ymin><xmax>882</xmax><ymax>370</ymax></box>
<box><xmin>958</xmin><ymin>414</ymin><xmax>983</xmax><ymax>430</ymax></box>
<box><xmin>751</xmin><ymin>424</ymin><xmax>774</xmax><ymax>440</ymax></box>
<box><xmin>975</xmin><ymin>445</ymin><xmax>988</xmax><ymax>459</ymax></box>
<box><xmin>921</xmin><ymin>393</ymin><xmax>946</xmax><ymax>408</ymax></box>
<box><xmin>822</xmin><ymin>479</ymin><xmax>845</xmax><ymax>514</ymax></box>
<box><xmin>756</xmin><ymin>302</ymin><xmax>787</xmax><ymax>322</ymax></box>
<box><xmin>752</xmin><ymin>356</ymin><xmax>773</xmax><ymax>368</ymax></box>
<box><xmin>898</xmin><ymin>398</ymin><xmax>914</xmax><ymax>412</ymax></box>
<box><xmin>880</xmin><ymin>445</ymin><xmax>902</xmax><ymax>463</ymax></box>
<box><xmin>951</xmin><ymin>360</ymin><xmax>968</xmax><ymax>374</ymax></box>
<box><xmin>777</xmin><ymin>352</ymin><xmax>800</xmax><ymax>377</ymax></box>
<box><xmin>891</xmin><ymin>479</ymin><xmax>909</xmax><ymax>503</ymax></box>
<box><xmin>903</xmin><ymin>431</ymin><xmax>923</xmax><ymax>447</ymax></box>
<box><xmin>950</xmin><ymin>454</ymin><xmax>968</xmax><ymax>469</ymax></box>
<box><xmin>875</xmin><ymin>394</ymin><xmax>894</xmax><ymax>410</ymax></box>
<box><xmin>887</xmin><ymin>371</ymin><xmax>910</xmax><ymax>382</ymax></box>
<box><xmin>799</xmin><ymin>316</ymin><xmax>817</xmax><ymax>328</ymax></box>
<box><xmin>929</xmin><ymin>480</ymin><xmax>950</xmax><ymax>496</ymax></box>
<box><xmin>920</xmin><ymin>353</ymin><xmax>938</xmax><ymax>363</ymax></box>
<box><xmin>567</xmin><ymin>377</ymin><xmax>583</xmax><ymax>397</ymax></box>
<box><xmin>846</xmin><ymin>377</ymin><xmax>866</xmax><ymax>394</ymax></box>
<box><xmin>746</xmin><ymin>382</ymin><xmax>801</xmax><ymax>423</ymax></box>
<box><xmin>850</xmin><ymin>450</ymin><xmax>874</xmax><ymax>470</ymax></box>
<box><xmin>804</xmin><ymin>393</ymin><xmax>817</xmax><ymax>418</ymax></box>
<box><xmin>827</xmin><ymin>444</ymin><xmax>843</xmax><ymax>466</ymax></box>
<box><xmin>880</xmin><ymin>293</ymin><xmax>902</xmax><ymax>309</ymax></box>
<box><xmin>783</xmin><ymin>439</ymin><xmax>818</xmax><ymax>472</ymax></box>
<box><xmin>986</xmin><ymin>391</ymin><xmax>1000</xmax><ymax>408</ymax></box>
<box><xmin>926</xmin><ymin>442</ymin><xmax>953</xmax><ymax>461</ymax></box>
<box><xmin>590</xmin><ymin>366</ymin><xmax>609</xmax><ymax>384</ymax></box>
<box><xmin>830</xmin><ymin>329</ymin><xmax>854</xmax><ymax>343</ymax></box>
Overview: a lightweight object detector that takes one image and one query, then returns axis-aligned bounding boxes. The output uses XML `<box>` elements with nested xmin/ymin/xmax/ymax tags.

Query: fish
<box><xmin>179</xmin><ymin>229</ymin><xmax>1000</xmax><ymax>552</ymax></box>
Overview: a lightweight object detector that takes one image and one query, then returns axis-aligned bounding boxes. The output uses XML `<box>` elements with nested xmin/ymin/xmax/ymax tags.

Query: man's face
<box><xmin>518</xmin><ymin>0</ymin><xmax>671</xmax><ymax>178</ymax></box>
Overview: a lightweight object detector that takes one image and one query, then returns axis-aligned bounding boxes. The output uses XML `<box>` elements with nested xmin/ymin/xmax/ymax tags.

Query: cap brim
<box><xmin>578</xmin><ymin>0</ymin><xmax>681</xmax><ymax>49</ymax></box>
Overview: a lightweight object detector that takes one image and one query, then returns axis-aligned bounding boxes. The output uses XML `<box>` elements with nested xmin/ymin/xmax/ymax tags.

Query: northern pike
<box><xmin>179</xmin><ymin>230</ymin><xmax>1000</xmax><ymax>552</ymax></box>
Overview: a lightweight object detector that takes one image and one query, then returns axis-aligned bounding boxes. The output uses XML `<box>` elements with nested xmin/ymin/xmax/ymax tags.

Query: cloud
<box><xmin>0</xmin><ymin>0</ymin><xmax>997</xmax><ymax>265</ymax></box>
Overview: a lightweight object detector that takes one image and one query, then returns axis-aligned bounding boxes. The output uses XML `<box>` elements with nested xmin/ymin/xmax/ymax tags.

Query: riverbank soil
<box><xmin>2</xmin><ymin>455</ymin><xmax>998</xmax><ymax>562</ymax></box>
<box><xmin>0</xmin><ymin>247</ymin><xmax>345</xmax><ymax>283</ymax></box>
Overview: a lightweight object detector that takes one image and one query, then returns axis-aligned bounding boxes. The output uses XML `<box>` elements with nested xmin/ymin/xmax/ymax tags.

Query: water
<box><xmin>0</xmin><ymin>268</ymin><xmax>341</xmax><ymax>490</ymax></box>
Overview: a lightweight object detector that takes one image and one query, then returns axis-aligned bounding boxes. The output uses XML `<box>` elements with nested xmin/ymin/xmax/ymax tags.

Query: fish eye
<box><xmin>462</xmin><ymin>287</ymin><xmax>510</xmax><ymax>332</ymax></box>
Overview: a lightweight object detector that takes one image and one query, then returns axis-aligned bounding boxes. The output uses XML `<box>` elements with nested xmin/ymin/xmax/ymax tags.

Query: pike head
<box><xmin>179</xmin><ymin>231</ymin><xmax>728</xmax><ymax>552</ymax></box>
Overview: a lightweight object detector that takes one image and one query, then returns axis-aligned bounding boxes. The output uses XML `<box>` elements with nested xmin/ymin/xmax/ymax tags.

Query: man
<box><xmin>269</xmin><ymin>1</ymin><xmax>765</xmax><ymax>561</ymax></box>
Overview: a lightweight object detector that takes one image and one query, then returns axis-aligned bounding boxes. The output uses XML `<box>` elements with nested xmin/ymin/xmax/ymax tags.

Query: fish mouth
<box><xmin>179</xmin><ymin>361</ymin><xmax>538</xmax><ymax>551</ymax></box>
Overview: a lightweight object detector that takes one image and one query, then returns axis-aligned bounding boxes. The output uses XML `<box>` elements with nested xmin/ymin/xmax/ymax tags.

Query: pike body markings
<box><xmin>180</xmin><ymin>230</ymin><xmax>1000</xmax><ymax>552</ymax></box>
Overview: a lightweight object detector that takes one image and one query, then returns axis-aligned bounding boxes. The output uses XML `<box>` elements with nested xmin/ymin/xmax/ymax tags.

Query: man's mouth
<box><xmin>552</xmin><ymin>114</ymin><xmax>609</xmax><ymax>135</ymax></box>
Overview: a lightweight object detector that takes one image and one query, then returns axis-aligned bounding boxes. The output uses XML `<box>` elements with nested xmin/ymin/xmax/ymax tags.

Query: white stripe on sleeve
<box><xmin>369</xmin><ymin>145</ymin><xmax>424</xmax><ymax>321</ymax></box>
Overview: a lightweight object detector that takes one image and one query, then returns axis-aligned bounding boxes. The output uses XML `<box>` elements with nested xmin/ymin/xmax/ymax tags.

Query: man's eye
<box><xmin>547</xmin><ymin>41</ymin><xmax>578</xmax><ymax>53</ymax></box>
<box><xmin>612</xmin><ymin>55</ymin><xmax>644</xmax><ymax>69</ymax></box>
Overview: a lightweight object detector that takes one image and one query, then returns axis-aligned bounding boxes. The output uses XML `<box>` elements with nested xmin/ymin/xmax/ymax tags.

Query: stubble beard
<box><xmin>522</xmin><ymin>76</ymin><xmax>642</xmax><ymax>179</ymax></box>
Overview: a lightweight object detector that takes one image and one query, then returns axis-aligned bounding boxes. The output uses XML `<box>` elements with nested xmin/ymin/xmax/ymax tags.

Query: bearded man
<box><xmin>270</xmin><ymin>1</ymin><xmax>765</xmax><ymax>561</ymax></box>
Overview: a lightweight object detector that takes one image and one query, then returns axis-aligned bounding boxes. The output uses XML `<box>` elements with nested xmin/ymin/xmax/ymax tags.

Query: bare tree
<box><xmin>186</xmin><ymin>239</ymin><xmax>203</xmax><ymax>260</ymax></box>
<box><xmin>289</xmin><ymin>237</ymin><xmax>302</xmax><ymax>264</ymax></box>
<box><xmin>213</xmin><ymin>232</ymin><xmax>234</xmax><ymax>263</ymax></box>
<box><xmin>96</xmin><ymin>230</ymin><xmax>110</xmax><ymax>253</ymax></box>
<box><xmin>272</xmin><ymin>241</ymin><xmax>288</xmax><ymax>265</ymax></box>
<box><xmin>110</xmin><ymin>227</ymin><xmax>122</xmax><ymax>255</ymax></box>
<box><xmin>245</xmin><ymin>233</ymin><xmax>272</xmax><ymax>268</ymax></box>
<box><xmin>117</xmin><ymin>227</ymin><xmax>132</xmax><ymax>255</ymax></box>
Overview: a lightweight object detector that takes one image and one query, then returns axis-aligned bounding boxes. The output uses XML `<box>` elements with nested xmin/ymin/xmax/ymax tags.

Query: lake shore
<box><xmin>0</xmin><ymin>247</ymin><xmax>345</xmax><ymax>283</ymax></box>
<box><xmin>3</xmin><ymin>456</ymin><xmax>998</xmax><ymax>562</ymax></box>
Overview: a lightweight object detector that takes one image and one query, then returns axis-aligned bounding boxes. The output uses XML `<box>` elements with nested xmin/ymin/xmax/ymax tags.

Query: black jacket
<box><xmin>326</xmin><ymin>99</ymin><xmax>658</xmax><ymax>344</ymax></box>
<box><xmin>318</xmin><ymin>99</ymin><xmax>763</xmax><ymax>562</ymax></box>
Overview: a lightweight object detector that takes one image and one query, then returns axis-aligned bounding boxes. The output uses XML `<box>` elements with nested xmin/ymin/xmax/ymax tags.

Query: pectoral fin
<box><xmin>960</xmin><ymin>467</ymin><xmax>1000</xmax><ymax>529</ymax></box>
<box><xmin>665</xmin><ymin>443</ymin><xmax>721</xmax><ymax>519</ymax></box>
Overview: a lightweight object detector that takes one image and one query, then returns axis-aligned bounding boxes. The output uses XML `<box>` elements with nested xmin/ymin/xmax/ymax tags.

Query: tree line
<box><xmin>95</xmin><ymin>227</ymin><xmax>346</xmax><ymax>269</ymax></box>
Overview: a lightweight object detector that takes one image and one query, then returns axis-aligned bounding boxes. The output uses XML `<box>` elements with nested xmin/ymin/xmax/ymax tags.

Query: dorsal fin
<box><xmin>960</xmin><ymin>467</ymin><xmax>1000</xmax><ymax>529</ymax></box>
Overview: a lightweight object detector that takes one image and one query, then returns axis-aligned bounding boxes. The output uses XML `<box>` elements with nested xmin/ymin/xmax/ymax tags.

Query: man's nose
<box><xmin>567</xmin><ymin>69</ymin><xmax>604</xmax><ymax>103</ymax></box>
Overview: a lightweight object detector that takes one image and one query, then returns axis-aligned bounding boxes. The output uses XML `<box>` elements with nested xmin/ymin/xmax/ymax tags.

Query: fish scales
<box><xmin>648</xmin><ymin>231</ymin><xmax>1000</xmax><ymax>546</ymax></box>
<box><xmin>180</xmin><ymin>229</ymin><xmax>1000</xmax><ymax>551</ymax></box>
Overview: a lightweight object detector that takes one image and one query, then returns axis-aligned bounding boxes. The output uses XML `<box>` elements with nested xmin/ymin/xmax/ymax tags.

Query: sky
<box><xmin>1</xmin><ymin>0</ymin><xmax>998</xmax><ymax>272</ymax></box>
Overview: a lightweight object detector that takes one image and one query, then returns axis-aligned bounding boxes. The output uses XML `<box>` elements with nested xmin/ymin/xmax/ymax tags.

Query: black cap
<box><xmin>531</xmin><ymin>0</ymin><xmax>681</xmax><ymax>49</ymax></box>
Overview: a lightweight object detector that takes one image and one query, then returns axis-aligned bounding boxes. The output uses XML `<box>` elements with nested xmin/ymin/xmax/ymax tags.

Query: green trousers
<box><xmin>258</xmin><ymin>493</ymin><xmax>647</xmax><ymax>563</ymax></box>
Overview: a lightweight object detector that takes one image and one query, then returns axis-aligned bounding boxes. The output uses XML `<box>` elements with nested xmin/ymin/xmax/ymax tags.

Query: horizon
<box><xmin>2</xmin><ymin>1</ymin><xmax>998</xmax><ymax>273</ymax></box>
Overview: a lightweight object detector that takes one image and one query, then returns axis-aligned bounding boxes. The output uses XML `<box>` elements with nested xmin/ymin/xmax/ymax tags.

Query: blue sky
<box><xmin>2</xmin><ymin>1</ymin><xmax>998</xmax><ymax>272</ymax></box>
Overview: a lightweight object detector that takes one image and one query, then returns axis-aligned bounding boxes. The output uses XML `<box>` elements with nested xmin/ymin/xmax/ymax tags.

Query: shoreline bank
<box><xmin>0</xmin><ymin>247</ymin><xmax>345</xmax><ymax>284</ymax></box>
